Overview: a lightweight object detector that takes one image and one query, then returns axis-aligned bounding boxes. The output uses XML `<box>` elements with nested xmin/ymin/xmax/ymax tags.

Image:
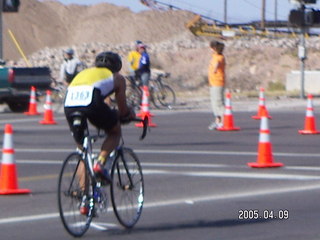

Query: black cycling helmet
<box><xmin>95</xmin><ymin>51</ymin><xmax>122</xmax><ymax>73</ymax></box>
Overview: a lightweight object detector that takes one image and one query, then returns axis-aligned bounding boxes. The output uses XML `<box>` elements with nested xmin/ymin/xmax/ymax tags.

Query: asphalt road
<box><xmin>0</xmin><ymin>108</ymin><xmax>320</xmax><ymax>240</ymax></box>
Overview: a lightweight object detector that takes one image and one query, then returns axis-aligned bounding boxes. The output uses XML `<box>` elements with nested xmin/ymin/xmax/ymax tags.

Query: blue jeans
<box><xmin>140</xmin><ymin>72</ymin><xmax>150</xmax><ymax>87</ymax></box>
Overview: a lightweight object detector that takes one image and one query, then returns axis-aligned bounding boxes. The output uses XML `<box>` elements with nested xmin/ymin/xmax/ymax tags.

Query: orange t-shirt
<box><xmin>208</xmin><ymin>53</ymin><xmax>225</xmax><ymax>87</ymax></box>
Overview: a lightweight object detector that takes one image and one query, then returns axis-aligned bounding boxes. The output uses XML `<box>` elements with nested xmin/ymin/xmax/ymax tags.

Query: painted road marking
<box><xmin>0</xmin><ymin>182</ymin><xmax>320</xmax><ymax>225</ymax></box>
<box><xmin>16</xmin><ymin>159</ymin><xmax>320</xmax><ymax>174</ymax></box>
<box><xmin>16</xmin><ymin>160</ymin><xmax>320</xmax><ymax>182</ymax></box>
<box><xmin>141</xmin><ymin>169</ymin><xmax>320</xmax><ymax>180</ymax></box>
<box><xmin>0</xmin><ymin>116</ymin><xmax>66</xmax><ymax>124</ymax></box>
<box><xmin>12</xmin><ymin>148</ymin><xmax>320</xmax><ymax>158</ymax></box>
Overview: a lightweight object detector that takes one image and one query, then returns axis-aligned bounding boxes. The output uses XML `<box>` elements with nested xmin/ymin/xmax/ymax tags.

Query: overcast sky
<box><xmin>57</xmin><ymin>0</ymin><xmax>320</xmax><ymax>23</ymax></box>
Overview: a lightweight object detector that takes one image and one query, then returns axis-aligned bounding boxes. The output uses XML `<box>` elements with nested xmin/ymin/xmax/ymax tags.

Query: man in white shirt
<box><xmin>60</xmin><ymin>48</ymin><xmax>86</xmax><ymax>85</ymax></box>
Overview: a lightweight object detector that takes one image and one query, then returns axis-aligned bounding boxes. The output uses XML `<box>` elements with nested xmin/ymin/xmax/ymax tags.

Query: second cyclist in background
<box><xmin>60</xmin><ymin>48</ymin><xmax>86</xmax><ymax>86</ymax></box>
<box><xmin>135</xmin><ymin>43</ymin><xmax>151</xmax><ymax>88</ymax></box>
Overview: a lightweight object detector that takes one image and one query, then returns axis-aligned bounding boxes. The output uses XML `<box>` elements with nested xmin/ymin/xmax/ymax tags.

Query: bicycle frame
<box><xmin>81</xmin><ymin>135</ymin><xmax>95</xmax><ymax>180</ymax></box>
<box><xmin>79</xmin><ymin>115</ymin><xmax>148</xmax><ymax>180</ymax></box>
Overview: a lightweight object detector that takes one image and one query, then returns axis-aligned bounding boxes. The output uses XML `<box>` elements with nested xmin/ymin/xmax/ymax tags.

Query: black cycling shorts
<box><xmin>64</xmin><ymin>88</ymin><xmax>118</xmax><ymax>144</ymax></box>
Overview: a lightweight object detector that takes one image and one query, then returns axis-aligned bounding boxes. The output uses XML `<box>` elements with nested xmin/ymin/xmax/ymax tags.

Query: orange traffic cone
<box><xmin>248</xmin><ymin>111</ymin><xmax>283</xmax><ymax>168</ymax></box>
<box><xmin>24</xmin><ymin>86</ymin><xmax>40</xmax><ymax>115</ymax></box>
<box><xmin>252</xmin><ymin>87</ymin><xmax>272</xmax><ymax>120</ymax></box>
<box><xmin>136</xmin><ymin>86</ymin><xmax>157</xmax><ymax>127</ymax></box>
<box><xmin>0</xmin><ymin>124</ymin><xmax>31</xmax><ymax>194</ymax></box>
<box><xmin>299</xmin><ymin>94</ymin><xmax>320</xmax><ymax>134</ymax></box>
<box><xmin>39</xmin><ymin>90</ymin><xmax>57</xmax><ymax>125</ymax></box>
<box><xmin>217</xmin><ymin>91</ymin><xmax>240</xmax><ymax>131</ymax></box>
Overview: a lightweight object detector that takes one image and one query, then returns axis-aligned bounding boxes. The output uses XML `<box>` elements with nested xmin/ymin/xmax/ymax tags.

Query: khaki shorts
<box><xmin>210</xmin><ymin>86</ymin><xmax>225</xmax><ymax>118</ymax></box>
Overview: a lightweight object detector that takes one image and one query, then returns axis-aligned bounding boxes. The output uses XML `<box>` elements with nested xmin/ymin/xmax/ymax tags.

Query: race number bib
<box><xmin>64</xmin><ymin>86</ymin><xmax>94</xmax><ymax>107</ymax></box>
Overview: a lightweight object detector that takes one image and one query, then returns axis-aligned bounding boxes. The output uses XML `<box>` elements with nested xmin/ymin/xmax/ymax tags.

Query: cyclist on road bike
<box><xmin>64</xmin><ymin>51</ymin><xmax>135</xmax><ymax>185</ymax></box>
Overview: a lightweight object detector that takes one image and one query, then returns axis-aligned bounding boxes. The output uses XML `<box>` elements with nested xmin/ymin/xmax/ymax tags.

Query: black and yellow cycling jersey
<box><xmin>64</xmin><ymin>67</ymin><xmax>118</xmax><ymax>144</ymax></box>
<box><xmin>69</xmin><ymin>67</ymin><xmax>114</xmax><ymax>98</ymax></box>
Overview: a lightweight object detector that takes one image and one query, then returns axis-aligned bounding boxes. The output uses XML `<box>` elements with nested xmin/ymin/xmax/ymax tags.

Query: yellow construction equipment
<box><xmin>185</xmin><ymin>15</ymin><xmax>303</xmax><ymax>39</ymax></box>
<box><xmin>140</xmin><ymin>0</ymin><xmax>316</xmax><ymax>39</ymax></box>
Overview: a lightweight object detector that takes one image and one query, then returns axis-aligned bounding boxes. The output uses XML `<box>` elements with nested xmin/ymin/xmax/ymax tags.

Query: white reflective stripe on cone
<box><xmin>306</xmin><ymin>108</ymin><xmax>314</xmax><ymax>117</ymax></box>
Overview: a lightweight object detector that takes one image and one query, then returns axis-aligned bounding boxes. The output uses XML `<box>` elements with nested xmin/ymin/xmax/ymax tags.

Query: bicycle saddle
<box><xmin>70</xmin><ymin>111</ymin><xmax>85</xmax><ymax>127</ymax></box>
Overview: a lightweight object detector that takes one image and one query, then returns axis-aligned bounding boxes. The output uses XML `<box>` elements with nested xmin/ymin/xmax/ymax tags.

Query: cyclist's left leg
<box><xmin>91</xmin><ymin>122</ymin><xmax>120</xmax><ymax>183</ymax></box>
<box><xmin>99</xmin><ymin>122</ymin><xmax>121</xmax><ymax>164</ymax></box>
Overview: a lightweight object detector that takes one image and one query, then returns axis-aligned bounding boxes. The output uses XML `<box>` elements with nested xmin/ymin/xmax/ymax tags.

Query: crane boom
<box><xmin>140</xmin><ymin>0</ymin><xmax>314</xmax><ymax>38</ymax></box>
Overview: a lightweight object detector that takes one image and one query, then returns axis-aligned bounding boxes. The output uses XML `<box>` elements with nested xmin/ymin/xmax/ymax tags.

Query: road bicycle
<box><xmin>57</xmin><ymin>113</ymin><xmax>148</xmax><ymax>237</ymax></box>
<box><xmin>50</xmin><ymin>78</ymin><xmax>67</xmax><ymax>113</ymax></box>
<box><xmin>36</xmin><ymin>77</ymin><xmax>67</xmax><ymax>113</ymax></box>
<box><xmin>125</xmin><ymin>72</ymin><xmax>176</xmax><ymax>110</ymax></box>
<box><xmin>149</xmin><ymin>73</ymin><xmax>176</xmax><ymax>109</ymax></box>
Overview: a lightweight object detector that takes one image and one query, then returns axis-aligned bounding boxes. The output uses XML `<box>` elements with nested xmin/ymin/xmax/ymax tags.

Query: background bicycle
<box><xmin>36</xmin><ymin>77</ymin><xmax>67</xmax><ymax>113</ymax></box>
<box><xmin>149</xmin><ymin>72</ymin><xmax>176</xmax><ymax>109</ymax></box>
<box><xmin>57</xmin><ymin>114</ymin><xmax>148</xmax><ymax>237</ymax></box>
<box><xmin>124</xmin><ymin>72</ymin><xmax>176</xmax><ymax>111</ymax></box>
<box><xmin>50</xmin><ymin>78</ymin><xmax>67</xmax><ymax>113</ymax></box>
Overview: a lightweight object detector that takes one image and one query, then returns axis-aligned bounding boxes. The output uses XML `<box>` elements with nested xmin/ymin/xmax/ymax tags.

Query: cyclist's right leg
<box><xmin>64</xmin><ymin>107</ymin><xmax>88</xmax><ymax>210</ymax></box>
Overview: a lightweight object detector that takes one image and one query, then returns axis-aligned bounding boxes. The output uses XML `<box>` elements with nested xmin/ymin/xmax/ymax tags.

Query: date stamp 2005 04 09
<box><xmin>238</xmin><ymin>209</ymin><xmax>289</xmax><ymax>220</ymax></box>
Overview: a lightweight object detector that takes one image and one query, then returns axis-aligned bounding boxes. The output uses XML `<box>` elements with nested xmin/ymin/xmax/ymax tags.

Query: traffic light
<box><xmin>289</xmin><ymin>9</ymin><xmax>305</xmax><ymax>26</ymax></box>
<box><xmin>313</xmin><ymin>9</ymin><xmax>320</xmax><ymax>24</ymax></box>
<box><xmin>289</xmin><ymin>0</ymin><xmax>317</xmax><ymax>4</ymax></box>
<box><xmin>3</xmin><ymin>0</ymin><xmax>20</xmax><ymax>12</ymax></box>
<box><xmin>289</xmin><ymin>8</ymin><xmax>320</xmax><ymax>26</ymax></box>
<box><xmin>304</xmin><ymin>0</ymin><xmax>317</xmax><ymax>3</ymax></box>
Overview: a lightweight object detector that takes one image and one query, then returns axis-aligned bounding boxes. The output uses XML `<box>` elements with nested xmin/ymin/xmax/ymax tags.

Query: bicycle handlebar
<box><xmin>94</xmin><ymin>116</ymin><xmax>148</xmax><ymax>141</ymax></box>
<box><xmin>131</xmin><ymin>116</ymin><xmax>149</xmax><ymax>140</ymax></box>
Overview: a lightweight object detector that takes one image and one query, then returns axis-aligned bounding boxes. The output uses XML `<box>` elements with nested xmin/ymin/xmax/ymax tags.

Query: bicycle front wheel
<box><xmin>126</xmin><ymin>86</ymin><xmax>142</xmax><ymax>111</ymax></box>
<box><xmin>51</xmin><ymin>86</ymin><xmax>66</xmax><ymax>113</ymax></box>
<box><xmin>57</xmin><ymin>152</ymin><xmax>93</xmax><ymax>237</ymax></box>
<box><xmin>154</xmin><ymin>85</ymin><xmax>176</xmax><ymax>109</ymax></box>
<box><xmin>110</xmin><ymin>148</ymin><xmax>144</xmax><ymax>228</ymax></box>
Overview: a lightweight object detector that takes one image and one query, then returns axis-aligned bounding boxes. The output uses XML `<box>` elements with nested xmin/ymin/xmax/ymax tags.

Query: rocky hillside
<box><xmin>3</xmin><ymin>0</ymin><xmax>320</xmax><ymax>94</ymax></box>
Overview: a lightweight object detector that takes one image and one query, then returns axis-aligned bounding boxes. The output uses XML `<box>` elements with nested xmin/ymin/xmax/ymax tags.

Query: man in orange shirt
<box><xmin>208</xmin><ymin>40</ymin><xmax>226</xmax><ymax>130</ymax></box>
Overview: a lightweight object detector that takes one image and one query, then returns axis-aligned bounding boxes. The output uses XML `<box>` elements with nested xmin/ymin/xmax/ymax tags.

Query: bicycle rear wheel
<box><xmin>110</xmin><ymin>148</ymin><xmax>144</xmax><ymax>228</ymax></box>
<box><xmin>154</xmin><ymin>84</ymin><xmax>176</xmax><ymax>109</ymax></box>
<box><xmin>57</xmin><ymin>152</ymin><xmax>94</xmax><ymax>237</ymax></box>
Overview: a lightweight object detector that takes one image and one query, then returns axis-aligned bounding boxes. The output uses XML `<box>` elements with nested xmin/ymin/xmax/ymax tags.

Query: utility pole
<box><xmin>0</xmin><ymin>0</ymin><xmax>3</xmax><ymax>59</ymax></box>
<box><xmin>224</xmin><ymin>0</ymin><xmax>227</xmax><ymax>24</ymax></box>
<box><xmin>261</xmin><ymin>0</ymin><xmax>266</xmax><ymax>28</ymax></box>
<box><xmin>298</xmin><ymin>3</ymin><xmax>307</xmax><ymax>99</ymax></box>
<box><xmin>274</xmin><ymin>0</ymin><xmax>278</xmax><ymax>31</ymax></box>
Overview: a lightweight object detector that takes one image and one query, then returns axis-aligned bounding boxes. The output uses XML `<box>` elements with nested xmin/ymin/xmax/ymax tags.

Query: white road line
<box><xmin>1</xmin><ymin>182</ymin><xmax>320</xmax><ymax>225</ymax></box>
<box><xmin>12</xmin><ymin>148</ymin><xmax>320</xmax><ymax>158</ymax></box>
<box><xmin>143</xmin><ymin>169</ymin><xmax>320</xmax><ymax>180</ymax></box>
<box><xmin>142</xmin><ymin>169</ymin><xmax>320</xmax><ymax>180</ymax></box>
<box><xmin>0</xmin><ymin>212</ymin><xmax>59</xmax><ymax>224</ymax></box>
<box><xmin>0</xmin><ymin>116</ymin><xmax>66</xmax><ymax>124</ymax></box>
<box><xmin>16</xmin><ymin>160</ymin><xmax>320</xmax><ymax>176</ymax></box>
<box><xmin>90</xmin><ymin>222</ymin><xmax>118</xmax><ymax>230</ymax></box>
